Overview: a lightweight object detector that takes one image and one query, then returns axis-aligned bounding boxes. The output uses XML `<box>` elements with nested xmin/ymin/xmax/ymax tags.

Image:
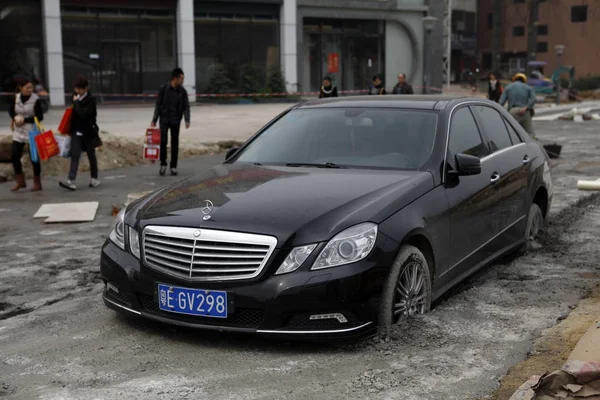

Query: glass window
<box><xmin>571</xmin><ymin>5</ymin><xmax>587</xmax><ymax>23</ymax></box>
<box><xmin>504</xmin><ymin>118</ymin><xmax>523</xmax><ymax>144</ymax></box>
<box><xmin>0</xmin><ymin>0</ymin><xmax>44</xmax><ymax>108</ymax></box>
<box><xmin>536</xmin><ymin>42</ymin><xmax>548</xmax><ymax>53</ymax></box>
<box><xmin>235</xmin><ymin>109</ymin><xmax>438</xmax><ymax>170</ymax></box>
<box><xmin>449</xmin><ymin>107</ymin><xmax>488</xmax><ymax>159</ymax></box>
<box><xmin>194</xmin><ymin>7</ymin><xmax>280</xmax><ymax>93</ymax></box>
<box><xmin>512</xmin><ymin>26</ymin><xmax>525</xmax><ymax>37</ymax></box>
<box><xmin>61</xmin><ymin>7</ymin><xmax>176</xmax><ymax>98</ymax></box>
<box><xmin>537</xmin><ymin>25</ymin><xmax>548</xmax><ymax>36</ymax></box>
<box><xmin>473</xmin><ymin>106</ymin><xmax>513</xmax><ymax>152</ymax></box>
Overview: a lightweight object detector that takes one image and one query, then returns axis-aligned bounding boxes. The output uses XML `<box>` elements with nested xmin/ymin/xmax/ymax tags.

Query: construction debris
<box><xmin>33</xmin><ymin>202</ymin><xmax>99</xmax><ymax>223</ymax></box>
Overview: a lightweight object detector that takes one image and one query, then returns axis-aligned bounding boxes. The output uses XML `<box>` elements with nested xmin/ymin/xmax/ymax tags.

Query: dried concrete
<box><xmin>1</xmin><ymin>120</ymin><xmax>600</xmax><ymax>400</ymax></box>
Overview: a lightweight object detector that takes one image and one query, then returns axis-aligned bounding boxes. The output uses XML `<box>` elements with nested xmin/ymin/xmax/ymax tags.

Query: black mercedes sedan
<box><xmin>101</xmin><ymin>96</ymin><xmax>553</xmax><ymax>339</ymax></box>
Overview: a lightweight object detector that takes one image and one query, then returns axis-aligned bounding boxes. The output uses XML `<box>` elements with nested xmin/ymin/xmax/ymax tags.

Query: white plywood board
<box><xmin>34</xmin><ymin>202</ymin><xmax>99</xmax><ymax>223</ymax></box>
<box><xmin>33</xmin><ymin>203</ymin><xmax>63</xmax><ymax>218</ymax></box>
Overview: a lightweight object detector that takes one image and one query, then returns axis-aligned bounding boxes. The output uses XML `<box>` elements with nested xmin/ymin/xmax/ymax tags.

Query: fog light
<box><xmin>309</xmin><ymin>313</ymin><xmax>348</xmax><ymax>323</ymax></box>
<box><xmin>107</xmin><ymin>282</ymin><xmax>119</xmax><ymax>294</ymax></box>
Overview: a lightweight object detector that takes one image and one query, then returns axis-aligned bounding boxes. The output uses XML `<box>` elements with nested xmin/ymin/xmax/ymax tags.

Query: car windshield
<box><xmin>234</xmin><ymin>108</ymin><xmax>439</xmax><ymax>170</ymax></box>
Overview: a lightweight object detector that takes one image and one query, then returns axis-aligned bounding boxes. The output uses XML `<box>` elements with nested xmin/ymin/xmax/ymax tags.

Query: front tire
<box><xmin>378</xmin><ymin>245</ymin><xmax>432</xmax><ymax>336</ymax></box>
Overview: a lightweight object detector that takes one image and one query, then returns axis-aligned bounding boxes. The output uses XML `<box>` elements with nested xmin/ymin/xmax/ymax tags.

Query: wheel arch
<box><xmin>401</xmin><ymin>230</ymin><xmax>436</xmax><ymax>281</ymax></box>
<box><xmin>532</xmin><ymin>184</ymin><xmax>549</xmax><ymax>218</ymax></box>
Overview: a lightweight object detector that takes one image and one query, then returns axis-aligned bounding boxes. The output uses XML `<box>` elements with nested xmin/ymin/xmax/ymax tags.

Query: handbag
<box><xmin>57</xmin><ymin>106</ymin><xmax>73</xmax><ymax>135</ymax></box>
<box><xmin>35</xmin><ymin>130</ymin><xmax>59</xmax><ymax>160</ymax></box>
<box><xmin>55</xmin><ymin>134</ymin><xmax>71</xmax><ymax>158</ymax></box>
<box><xmin>28</xmin><ymin>118</ymin><xmax>42</xmax><ymax>163</ymax></box>
<box><xmin>91</xmin><ymin>122</ymin><xmax>102</xmax><ymax>148</ymax></box>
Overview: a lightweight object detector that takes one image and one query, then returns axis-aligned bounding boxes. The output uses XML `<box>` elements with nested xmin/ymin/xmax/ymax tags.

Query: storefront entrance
<box><xmin>101</xmin><ymin>42</ymin><xmax>143</xmax><ymax>96</ymax></box>
<box><xmin>303</xmin><ymin>18</ymin><xmax>384</xmax><ymax>93</ymax></box>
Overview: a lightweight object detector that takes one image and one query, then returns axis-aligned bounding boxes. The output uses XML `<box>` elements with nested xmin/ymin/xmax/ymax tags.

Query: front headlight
<box><xmin>312</xmin><ymin>223</ymin><xmax>378</xmax><ymax>270</ymax></box>
<box><xmin>108</xmin><ymin>209</ymin><xmax>126</xmax><ymax>250</ymax></box>
<box><xmin>129</xmin><ymin>227</ymin><xmax>141</xmax><ymax>259</ymax></box>
<box><xmin>275</xmin><ymin>244</ymin><xmax>317</xmax><ymax>275</ymax></box>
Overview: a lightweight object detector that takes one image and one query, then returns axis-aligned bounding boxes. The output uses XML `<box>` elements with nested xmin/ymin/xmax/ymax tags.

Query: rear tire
<box><xmin>378</xmin><ymin>245</ymin><xmax>432</xmax><ymax>336</ymax></box>
<box><xmin>523</xmin><ymin>203</ymin><xmax>544</xmax><ymax>252</ymax></box>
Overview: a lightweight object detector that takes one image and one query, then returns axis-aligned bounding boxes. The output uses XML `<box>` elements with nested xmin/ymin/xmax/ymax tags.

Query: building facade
<box><xmin>477</xmin><ymin>0</ymin><xmax>599</xmax><ymax>77</ymax></box>
<box><xmin>0</xmin><ymin>0</ymin><xmax>434</xmax><ymax>106</ymax></box>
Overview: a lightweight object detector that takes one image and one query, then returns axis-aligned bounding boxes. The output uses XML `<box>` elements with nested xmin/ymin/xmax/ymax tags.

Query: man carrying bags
<box><xmin>151</xmin><ymin>68</ymin><xmax>190</xmax><ymax>176</ymax></box>
<box><xmin>500</xmin><ymin>73</ymin><xmax>537</xmax><ymax>138</ymax></box>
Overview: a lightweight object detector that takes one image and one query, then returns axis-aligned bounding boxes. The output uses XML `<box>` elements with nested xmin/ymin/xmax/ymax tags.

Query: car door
<box><xmin>472</xmin><ymin>105</ymin><xmax>530</xmax><ymax>252</ymax></box>
<box><xmin>442</xmin><ymin>106</ymin><xmax>504</xmax><ymax>280</ymax></box>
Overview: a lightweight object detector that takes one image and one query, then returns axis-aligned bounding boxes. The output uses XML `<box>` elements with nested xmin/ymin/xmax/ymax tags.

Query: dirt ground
<box><xmin>486</xmin><ymin>286</ymin><xmax>600</xmax><ymax>400</ymax></box>
<box><xmin>1</xmin><ymin>121</ymin><xmax>600</xmax><ymax>400</ymax></box>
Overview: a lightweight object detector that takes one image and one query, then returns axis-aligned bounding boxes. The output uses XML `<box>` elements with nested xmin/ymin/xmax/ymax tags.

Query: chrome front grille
<box><xmin>142</xmin><ymin>226</ymin><xmax>277</xmax><ymax>281</ymax></box>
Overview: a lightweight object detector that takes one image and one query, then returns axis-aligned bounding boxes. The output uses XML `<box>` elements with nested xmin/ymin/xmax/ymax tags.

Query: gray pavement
<box><xmin>1</xmin><ymin>120</ymin><xmax>600</xmax><ymax>399</ymax></box>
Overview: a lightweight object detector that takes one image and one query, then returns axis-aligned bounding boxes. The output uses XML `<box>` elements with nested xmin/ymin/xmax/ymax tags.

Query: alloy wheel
<box><xmin>393</xmin><ymin>259</ymin><xmax>427</xmax><ymax>322</ymax></box>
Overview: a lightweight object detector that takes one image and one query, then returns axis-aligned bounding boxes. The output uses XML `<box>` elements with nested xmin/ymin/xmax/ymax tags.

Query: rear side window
<box><xmin>448</xmin><ymin>107</ymin><xmax>489</xmax><ymax>159</ymax></box>
<box><xmin>503</xmin><ymin>118</ymin><xmax>523</xmax><ymax>144</ymax></box>
<box><xmin>473</xmin><ymin>106</ymin><xmax>513</xmax><ymax>152</ymax></box>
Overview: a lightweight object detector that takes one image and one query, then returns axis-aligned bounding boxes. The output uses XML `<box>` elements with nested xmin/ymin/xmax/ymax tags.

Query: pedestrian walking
<box><xmin>319</xmin><ymin>76</ymin><xmax>338</xmax><ymax>98</ymax></box>
<box><xmin>499</xmin><ymin>73</ymin><xmax>537</xmax><ymax>138</ymax></box>
<box><xmin>368</xmin><ymin>75</ymin><xmax>386</xmax><ymax>95</ymax></box>
<box><xmin>487</xmin><ymin>72</ymin><xmax>503</xmax><ymax>103</ymax></box>
<box><xmin>392</xmin><ymin>73</ymin><xmax>414</xmax><ymax>95</ymax></box>
<box><xmin>9</xmin><ymin>78</ymin><xmax>44</xmax><ymax>192</ymax></box>
<box><xmin>59</xmin><ymin>76</ymin><xmax>100</xmax><ymax>191</ymax></box>
<box><xmin>151</xmin><ymin>67</ymin><xmax>190</xmax><ymax>176</ymax></box>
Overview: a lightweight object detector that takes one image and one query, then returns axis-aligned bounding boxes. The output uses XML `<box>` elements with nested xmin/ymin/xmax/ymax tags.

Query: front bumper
<box><xmin>100</xmin><ymin>234</ymin><xmax>398</xmax><ymax>339</ymax></box>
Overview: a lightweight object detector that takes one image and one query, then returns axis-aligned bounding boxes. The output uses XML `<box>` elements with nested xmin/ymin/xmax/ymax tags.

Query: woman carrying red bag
<box><xmin>9</xmin><ymin>78</ymin><xmax>44</xmax><ymax>192</ymax></box>
<box><xmin>59</xmin><ymin>76</ymin><xmax>100</xmax><ymax>191</ymax></box>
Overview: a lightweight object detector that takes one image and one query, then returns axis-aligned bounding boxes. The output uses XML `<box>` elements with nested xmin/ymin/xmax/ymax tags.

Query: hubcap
<box><xmin>393</xmin><ymin>260</ymin><xmax>427</xmax><ymax>322</ymax></box>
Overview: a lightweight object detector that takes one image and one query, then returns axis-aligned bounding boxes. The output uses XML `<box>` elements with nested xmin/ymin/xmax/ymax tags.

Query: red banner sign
<box><xmin>328</xmin><ymin>53</ymin><xmax>340</xmax><ymax>73</ymax></box>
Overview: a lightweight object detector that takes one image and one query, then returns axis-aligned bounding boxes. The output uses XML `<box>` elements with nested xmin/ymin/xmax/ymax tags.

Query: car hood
<box><xmin>131</xmin><ymin>164</ymin><xmax>434</xmax><ymax>247</ymax></box>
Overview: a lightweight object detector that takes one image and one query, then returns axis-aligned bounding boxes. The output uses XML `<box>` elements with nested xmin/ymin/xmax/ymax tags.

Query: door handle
<box><xmin>490</xmin><ymin>173</ymin><xmax>501</xmax><ymax>184</ymax></box>
<box><xmin>523</xmin><ymin>155</ymin><xmax>531</xmax><ymax>164</ymax></box>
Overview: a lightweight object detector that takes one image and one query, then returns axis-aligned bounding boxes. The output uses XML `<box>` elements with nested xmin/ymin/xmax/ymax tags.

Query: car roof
<box><xmin>294</xmin><ymin>95</ymin><xmax>483</xmax><ymax>111</ymax></box>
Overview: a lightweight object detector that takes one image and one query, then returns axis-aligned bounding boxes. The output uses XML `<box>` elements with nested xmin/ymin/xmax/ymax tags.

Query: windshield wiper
<box><xmin>285</xmin><ymin>162</ymin><xmax>342</xmax><ymax>169</ymax></box>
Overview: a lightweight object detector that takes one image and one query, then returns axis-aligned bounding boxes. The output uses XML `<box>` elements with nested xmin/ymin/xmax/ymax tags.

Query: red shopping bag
<box><xmin>143</xmin><ymin>144</ymin><xmax>160</xmax><ymax>160</ymax></box>
<box><xmin>146</xmin><ymin>127</ymin><xmax>161</xmax><ymax>145</ymax></box>
<box><xmin>35</xmin><ymin>130</ymin><xmax>60</xmax><ymax>161</ymax></box>
<box><xmin>57</xmin><ymin>107</ymin><xmax>73</xmax><ymax>135</ymax></box>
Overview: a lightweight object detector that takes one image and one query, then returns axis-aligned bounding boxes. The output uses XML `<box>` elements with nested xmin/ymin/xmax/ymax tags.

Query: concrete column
<box><xmin>177</xmin><ymin>0</ymin><xmax>196</xmax><ymax>102</ymax></box>
<box><xmin>280</xmin><ymin>0</ymin><xmax>298</xmax><ymax>92</ymax></box>
<box><xmin>42</xmin><ymin>0</ymin><xmax>65</xmax><ymax>107</ymax></box>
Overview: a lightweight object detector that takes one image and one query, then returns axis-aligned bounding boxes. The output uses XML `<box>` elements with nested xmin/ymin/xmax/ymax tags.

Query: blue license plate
<box><xmin>157</xmin><ymin>284</ymin><xmax>228</xmax><ymax>318</ymax></box>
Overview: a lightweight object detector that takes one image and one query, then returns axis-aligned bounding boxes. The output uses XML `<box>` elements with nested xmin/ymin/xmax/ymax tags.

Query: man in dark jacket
<box><xmin>151</xmin><ymin>68</ymin><xmax>191</xmax><ymax>176</ymax></box>
<box><xmin>392</xmin><ymin>73</ymin><xmax>414</xmax><ymax>95</ymax></box>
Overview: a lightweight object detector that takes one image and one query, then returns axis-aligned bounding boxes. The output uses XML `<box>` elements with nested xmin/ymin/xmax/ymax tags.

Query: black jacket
<box><xmin>392</xmin><ymin>83</ymin><xmax>414</xmax><ymax>95</ymax></box>
<box><xmin>152</xmin><ymin>84</ymin><xmax>191</xmax><ymax>126</ymax></box>
<box><xmin>319</xmin><ymin>85</ymin><xmax>338</xmax><ymax>98</ymax></box>
<box><xmin>71</xmin><ymin>92</ymin><xmax>97</xmax><ymax>137</ymax></box>
<box><xmin>9</xmin><ymin>95</ymin><xmax>44</xmax><ymax>124</ymax></box>
<box><xmin>368</xmin><ymin>85</ymin><xmax>386</xmax><ymax>95</ymax></box>
<box><xmin>488</xmin><ymin>81</ymin><xmax>503</xmax><ymax>103</ymax></box>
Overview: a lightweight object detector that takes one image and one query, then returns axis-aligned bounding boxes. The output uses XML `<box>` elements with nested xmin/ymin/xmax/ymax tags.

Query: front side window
<box><xmin>234</xmin><ymin>108</ymin><xmax>439</xmax><ymax>170</ymax></box>
<box><xmin>448</xmin><ymin>107</ymin><xmax>488</xmax><ymax>159</ymax></box>
<box><xmin>473</xmin><ymin>106</ymin><xmax>513</xmax><ymax>153</ymax></box>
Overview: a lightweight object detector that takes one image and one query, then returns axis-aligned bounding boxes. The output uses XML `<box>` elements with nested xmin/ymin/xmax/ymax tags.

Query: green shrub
<box><xmin>267</xmin><ymin>69</ymin><xmax>287</xmax><ymax>94</ymax></box>
<box><xmin>241</xmin><ymin>64</ymin><xmax>264</xmax><ymax>95</ymax></box>
<box><xmin>206</xmin><ymin>64</ymin><xmax>234</xmax><ymax>94</ymax></box>
<box><xmin>573</xmin><ymin>75</ymin><xmax>600</xmax><ymax>91</ymax></box>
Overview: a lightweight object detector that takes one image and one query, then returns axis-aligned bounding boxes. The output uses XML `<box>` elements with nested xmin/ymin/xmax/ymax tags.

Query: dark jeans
<box><xmin>12</xmin><ymin>141</ymin><xmax>41</xmax><ymax>177</ymax></box>
<box><xmin>160</xmin><ymin>123</ymin><xmax>181</xmax><ymax>168</ymax></box>
<box><xmin>68</xmin><ymin>135</ymin><xmax>98</xmax><ymax>181</ymax></box>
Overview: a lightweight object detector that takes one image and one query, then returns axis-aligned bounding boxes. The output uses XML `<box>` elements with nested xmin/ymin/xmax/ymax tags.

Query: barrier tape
<box><xmin>0</xmin><ymin>86</ymin><xmax>469</xmax><ymax>98</ymax></box>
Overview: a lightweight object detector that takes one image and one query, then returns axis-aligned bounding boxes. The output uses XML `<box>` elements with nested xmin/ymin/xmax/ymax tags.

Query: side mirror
<box><xmin>453</xmin><ymin>153</ymin><xmax>482</xmax><ymax>176</ymax></box>
<box><xmin>225</xmin><ymin>146</ymin><xmax>240</xmax><ymax>161</ymax></box>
